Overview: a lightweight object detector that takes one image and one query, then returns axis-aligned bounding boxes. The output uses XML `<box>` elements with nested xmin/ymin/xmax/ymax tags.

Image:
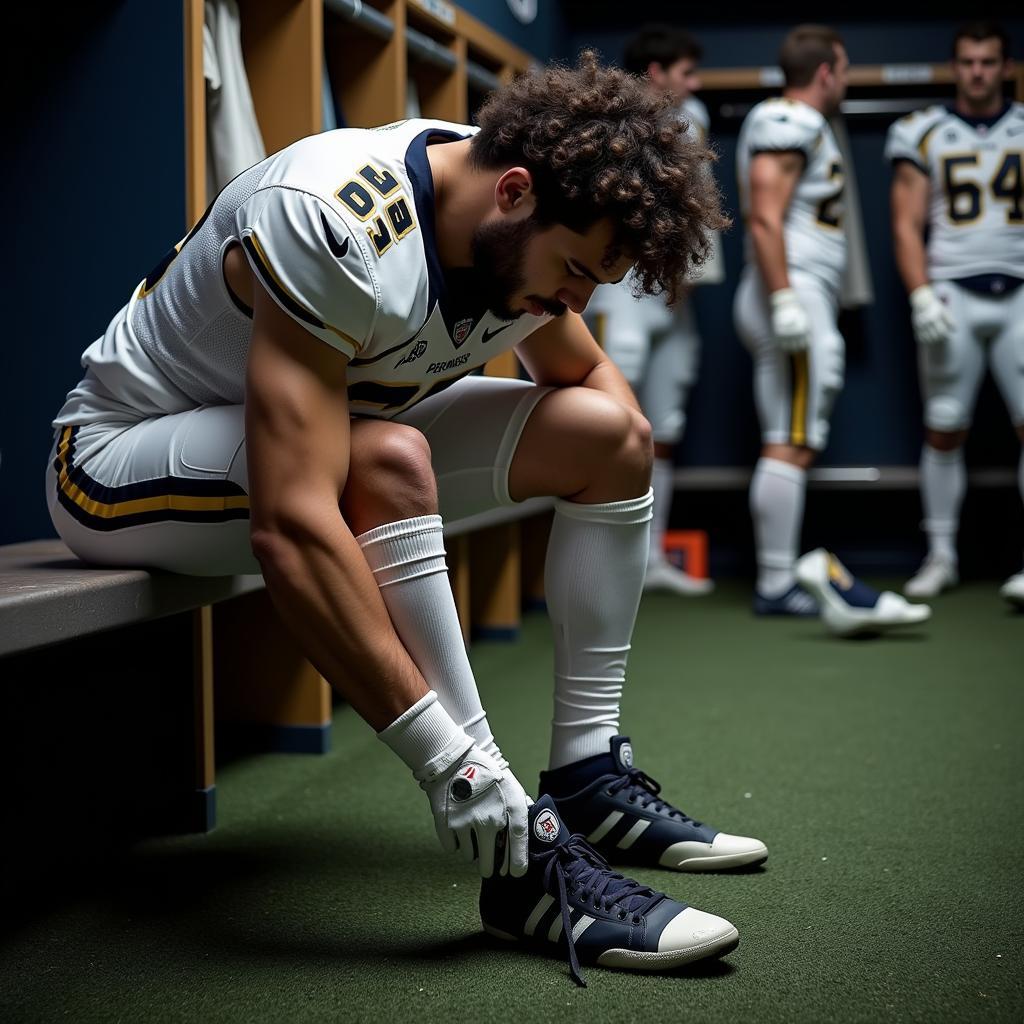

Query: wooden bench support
<box><xmin>212</xmin><ymin>590</ymin><xmax>332</xmax><ymax>755</ymax></box>
<box><xmin>470</xmin><ymin>522</ymin><xmax>521</xmax><ymax>641</ymax></box>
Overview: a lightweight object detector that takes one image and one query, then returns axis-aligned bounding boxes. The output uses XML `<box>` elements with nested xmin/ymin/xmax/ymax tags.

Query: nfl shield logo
<box><xmin>453</xmin><ymin>317</ymin><xmax>474</xmax><ymax>348</ymax></box>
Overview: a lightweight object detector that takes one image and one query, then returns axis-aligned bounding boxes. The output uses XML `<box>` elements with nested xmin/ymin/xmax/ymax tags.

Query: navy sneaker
<box><xmin>539</xmin><ymin>737</ymin><xmax>768</xmax><ymax>872</ymax></box>
<box><xmin>753</xmin><ymin>582</ymin><xmax>819</xmax><ymax>617</ymax></box>
<box><xmin>480</xmin><ymin>796</ymin><xmax>739</xmax><ymax>986</ymax></box>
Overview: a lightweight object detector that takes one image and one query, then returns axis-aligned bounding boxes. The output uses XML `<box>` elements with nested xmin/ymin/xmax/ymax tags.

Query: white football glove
<box><xmin>909</xmin><ymin>284</ymin><xmax>954</xmax><ymax>346</ymax></box>
<box><xmin>769</xmin><ymin>288</ymin><xmax>812</xmax><ymax>353</ymax></box>
<box><xmin>378</xmin><ymin>692</ymin><xmax>529</xmax><ymax>879</ymax></box>
<box><xmin>419</xmin><ymin>745</ymin><xmax>530</xmax><ymax>878</ymax></box>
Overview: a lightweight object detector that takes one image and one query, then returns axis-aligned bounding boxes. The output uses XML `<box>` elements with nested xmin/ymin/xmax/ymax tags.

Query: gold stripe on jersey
<box><xmin>917</xmin><ymin>121</ymin><xmax>940</xmax><ymax>163</ymax></box>
<box><xmin>789</xmin><ymin>352</ymin><xmax>809</xmax><ymax>447</ymax></box>
<box><xmin>54</xmin><ymin>427</ymin><xmax>250</xmax><ymax>521</ymax></box>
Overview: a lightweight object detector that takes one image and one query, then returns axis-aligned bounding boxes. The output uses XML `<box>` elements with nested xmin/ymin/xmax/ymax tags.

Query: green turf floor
<box><xmin>2</xmin><ymin>582</ymin><xmax>1022</xmax><ymax>1023</ymax></box>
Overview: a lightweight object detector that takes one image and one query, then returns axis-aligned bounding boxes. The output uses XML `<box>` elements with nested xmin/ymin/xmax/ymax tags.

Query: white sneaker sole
<box><xmin>659</xmin><ymin>844</ymin><xmax>768</xmax><ymax>872</ymax></box>
<box><xmin>483</xmin><ymin>923</ymin><xmax>740</xmax><ymax>971</ymax></box>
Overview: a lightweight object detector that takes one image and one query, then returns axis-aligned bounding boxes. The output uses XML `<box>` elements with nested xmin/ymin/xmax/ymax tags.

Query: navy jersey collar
<box><xmin>947</xmin><ymin>101</ymin><xmax>1012</xmax><ymax>131</ymax></box>
<box><xmin>404</xmin><ymin>128</ymin><xmax>466</xmax><ymax>316</ymax></box>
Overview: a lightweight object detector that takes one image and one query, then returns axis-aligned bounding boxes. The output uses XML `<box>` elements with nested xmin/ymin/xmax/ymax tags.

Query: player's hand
<box><xmin>420</xmin><ymin>744</ymin><xmax>530</xmax><ymax>879</ymax></box>
<box><xmin>769</xmin><ymin>288</ymin><xmax>812</xmax><ymax>353</ymax></box>
<box><xmin>909</xmin><ymin>284</ymin><xmax>954</xmax><ymax>346</ymax></box>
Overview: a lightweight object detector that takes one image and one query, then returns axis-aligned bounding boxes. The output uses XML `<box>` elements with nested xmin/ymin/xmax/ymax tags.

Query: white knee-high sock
<box><xmin>649</xmin><ymin>458</ymin><xmax>674</xmax><ymax>565</ymax></box>
<box><xmin>545</xmin><ymin>489</ymin><xmax>654</xmax><ymax>770</ymax></box>
<box><xmin>357</xmin><ymin>515</ymin><xmax>501</xmax><ymax>762</ymax></box>
<box><xmin>750</xmin><ymin>457</ymin><xmax>806</xmax><ymax>596</ymax></box>
<box><xmin>920</xmin><ymin>446</ymin><xmax>965</xmax><ymax>564</ymax></box>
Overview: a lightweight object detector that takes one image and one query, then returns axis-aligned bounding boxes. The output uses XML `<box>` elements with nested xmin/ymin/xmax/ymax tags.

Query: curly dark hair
<box><xmin>469</xmin><ymin>50</ymin><xmax>729</xmax><ymax>302</ymax></box>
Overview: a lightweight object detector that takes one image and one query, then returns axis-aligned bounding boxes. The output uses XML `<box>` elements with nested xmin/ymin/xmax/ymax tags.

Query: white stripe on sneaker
<box><xmin>616</xmin><ymin>819</ymin><xmax>651</xmax><ymax>850</ymax></box>
<box><xmin>525</xmin><ymin>894</ymin><xmax>554</xmax><ymax>937</ymax></box>
<box><xmin>572</xmin><ymin>915</ymin><xmax>596</xmax><ymax>941</ymax></box>
<box><xmin>587</xmin><ymin>811</ymin><xmax>624</xmax><ymax>844</ymax></box>
<box><xmin>548</xmin><ymin>912</ymin><xmax>564</xmax><ymax>942</ymax></box>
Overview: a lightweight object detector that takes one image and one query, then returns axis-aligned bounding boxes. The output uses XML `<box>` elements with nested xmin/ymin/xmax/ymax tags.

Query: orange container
<box><xmin>662</xmin><ymin>530</ymin><xmax>709</xmax><ymax>579</ymax></box>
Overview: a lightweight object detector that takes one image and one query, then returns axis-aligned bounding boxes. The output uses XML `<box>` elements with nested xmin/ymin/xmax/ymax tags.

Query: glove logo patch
<box><xmin>450</xmin><ymin>763</ymin><xmax>481</xmax><ymax>802</ymax></box>
<box><xmin>619</xmin><ymin>743</ymin><xmax>634</xmax><ymax>769</ymax></box>
<box><xmin>533</xmin><ymin>809</ymin><xmax>560</xmax><ymax>843</ymax></box>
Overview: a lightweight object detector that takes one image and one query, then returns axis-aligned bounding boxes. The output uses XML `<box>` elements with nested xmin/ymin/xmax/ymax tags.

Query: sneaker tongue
<box><xmin>529</xmin><ymin>795</ymin><xmax>571</xmax><ymax>849</ymax></box>
<box><xmin>610</xmin><ymin>735</ymin><xmax>634</xmax><ymax>773</ymax></box>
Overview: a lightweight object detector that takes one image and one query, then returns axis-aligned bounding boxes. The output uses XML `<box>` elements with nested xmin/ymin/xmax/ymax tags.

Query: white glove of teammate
<box><xmin>419</xmin><ymin>745</ymin><xmax>530</xmax><ymax>878</ymax></box>
<box><xmin>909</xmin><ymin>283</ymin><xmax>954</xmax><ymax>346</ymax></box>
<box><xmin>378</xmin><ymin>691</ymin><xmax>530</xmax><ymax>879</ymax></box>
<box><xmin>769</xmin><ymin>288</ymin><xmax>812</xmax><ymax>353</ymax></box>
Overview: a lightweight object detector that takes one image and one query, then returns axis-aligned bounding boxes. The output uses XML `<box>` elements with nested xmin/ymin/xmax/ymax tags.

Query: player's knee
<box><xmin>344</xmin><ymin>423</ymin><xmax>436</xmax><ymax>529</ymax></box>
<box><xmin>925</xmin><ymin>397</ymin><xmax>967</xmax><ymax>434</ymax></box>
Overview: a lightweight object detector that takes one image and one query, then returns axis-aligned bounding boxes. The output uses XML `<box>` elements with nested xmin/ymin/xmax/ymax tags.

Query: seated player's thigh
<box><xmin>919</xmin><ymin>281</ymin><xmax>984</xmax><ymax>433</ymax></box>
<box><xmin>393</xmin><ymin>375</ymin><xmax>550</xmax><ymax>522</ymax></box>
<box><xmin>47</xmin><ymin>405</ymin><xmax>256</xmax><ymax>576</ymax></box>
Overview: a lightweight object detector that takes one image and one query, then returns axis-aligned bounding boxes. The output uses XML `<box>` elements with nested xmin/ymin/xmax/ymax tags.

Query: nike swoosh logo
<box><xmin>482</xmin><ymin>323</ymin><xmax>513</xmax><ymax>343</ymax></box>
<box><xmin>320</xmin><ymin>210</ymin><xmax>350</xmax><ymax>259</ymax></box>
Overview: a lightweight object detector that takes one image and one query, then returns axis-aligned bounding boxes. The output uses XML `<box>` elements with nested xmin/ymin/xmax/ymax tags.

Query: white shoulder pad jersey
<box><xmin>55</xmin><ymin>119</ymin><xmax>549</xmax><ymax>427</ymax></box>
<box><xmin>737</xmin><ymin>97</ymin><xmax>847</xmax><ymax>293</ymax></box>
<box><xmin>884</xmin><ymin>102</ymin><xmax>1024</xmax><ymax>281</ymax></box>
<box><xmin>680</xmin><ymin>96</ymin><xmax>710</xmax><ymax>143</ymax></box>
<box><xmin>679</xmin><ymin>95</ymin><xmax>725</xmax><ymax>286</ymax></box>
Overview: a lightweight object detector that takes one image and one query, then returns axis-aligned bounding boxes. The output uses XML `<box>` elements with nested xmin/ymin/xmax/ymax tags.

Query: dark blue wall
<box><xmin>560</xmin><ymin>13</ymin><xmax>1024</xmax><ymax>473</ymax></box>
<box><xmin>458</xmin><ymin>0</ymin><xmax>564</xmax><ymax>61</ymax></box>
<box><xmin>5</xmin><ymin>3</ymin><xmax>186</xmax><ymax>544</ymax></box>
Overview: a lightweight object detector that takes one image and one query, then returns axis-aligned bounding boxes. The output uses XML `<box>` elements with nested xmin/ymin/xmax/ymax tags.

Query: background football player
<box><xmin>734</xmin><ymin>24</ymin><xmax>930</xmax><ymax>636</ymax></box>
<box><xmin>887</xmin><ymin>21</ymin><xmax>1024</xmax><ymax>608</ymax></box>
<box><xmin>585</xmin><ymin>23</ymin><xmax>724</xmax><ymax>596</ymax></box>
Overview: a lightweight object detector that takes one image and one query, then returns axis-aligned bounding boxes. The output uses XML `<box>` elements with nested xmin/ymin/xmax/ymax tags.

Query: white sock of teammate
<box><xmin>920</xmin><ymin>445</ymin><xmax>965</xmax><ymax>564</ymax></box>
<box><xmin>648</xmin><ymin>457</ymin><xmax>673</xmax><ymax>566</ymax></box>
<box><xmin>750</xmin><ymin>457</ymin><xmax>806</xmax><ymax>596</ymax></box>
<box><xmin>357</xmin><ymin>515</ymin><xmax>503</xmax><ymax>764</ymax></box>
<box><xmin>545</xmin><ymin>489</ymin><xmax>653</xmax><ymax>770</ymax></box>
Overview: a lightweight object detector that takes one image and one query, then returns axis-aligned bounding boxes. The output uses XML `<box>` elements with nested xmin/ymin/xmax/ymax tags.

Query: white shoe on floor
<box><xmin>795</xmin><ymin>548</ymin><xmax>932</xmax><ymax>638</ymax></box>
<box><xmin>904</xmin><ymin>554</ymin><xmax>959</xmax><ymax>598</ymax></box>
<box><xmin>644</xmin><ymin>558</ymin><xmax>714</xmax><ymax>596</ymax></box>
<box><xmin>1000</xmin><ymin>571</ymin><xmax>1024</xmax><ymax>609</ymax></box>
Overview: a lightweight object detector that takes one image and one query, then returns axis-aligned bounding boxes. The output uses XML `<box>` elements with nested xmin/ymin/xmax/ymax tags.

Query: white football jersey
<box><xmin>884</xmin><ymin>102</ymin><xmax>1024</xmax><ymax>281</ymax></box>
<box><xmin>737</xmin><ymin>97</ymin><xmax>847</xmax><ymax>293</ymax></box>
<box><xmin>55</xmin><ymin>119</ymin><xmax>549</xmax><ymax>428</ymax></box>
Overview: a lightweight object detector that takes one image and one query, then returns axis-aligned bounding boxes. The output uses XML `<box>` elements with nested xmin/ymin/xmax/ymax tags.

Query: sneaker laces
<box><xmin>606</xmin><ymin>768</ymin><xmax>703</xmax><ymax>824</ymax></box>
<box><xmin>534</xmin><ymin>833</ymin><xmax>666</xmax><ymax>988</ymax></box>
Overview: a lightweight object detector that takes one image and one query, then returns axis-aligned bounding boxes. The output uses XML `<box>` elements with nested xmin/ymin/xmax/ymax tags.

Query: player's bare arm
<box><xmin>890</xmin><ymin>160</ymin><xmax>930</xmax><ymax>293</ymax></box>
<box><xmin>516</xmin><ymin>310</ymin><xmax>642</xmax><ymax>415</ymax></box>
<box><xmin>748</xmin><ymin>150</ymin><xmax>804</xmax><ymax>292</ymax></box>
<box><xmin>244</xmin><ymin>272</ymin><xmax>430</xmax><ymax>731</ymax></box>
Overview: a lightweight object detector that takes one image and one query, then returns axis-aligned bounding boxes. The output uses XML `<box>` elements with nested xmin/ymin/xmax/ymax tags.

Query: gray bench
<box><xmin>0</xmin><ymin>499</ymin><xmax>553</xmax><ymax>834</ymax></box>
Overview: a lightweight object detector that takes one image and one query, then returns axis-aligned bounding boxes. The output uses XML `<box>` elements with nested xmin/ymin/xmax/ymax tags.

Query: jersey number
<box><xmin>943</xmin><ymin>152</ymin><xmax>1023</xmax><ymax>225</ymax></box>
<box><xmin>336</xmin><ymin>163</ymin><xmax>418</xmax><ymax>256</ymax></box>
<box><xmin>815</xmin><ymin>162</ymin><xmax>844</xmax><ymax>229</ymax></box>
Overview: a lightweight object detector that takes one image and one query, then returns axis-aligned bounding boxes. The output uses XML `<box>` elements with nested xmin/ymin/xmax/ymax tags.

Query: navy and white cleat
<box><xmin>753</xmin><ymin>582</ymin><xmax>819</xmax><ymax>617</ymax></box>
<box><xmin>796</xmin><ymin>548</ymin><xmax>931</xmax><ymax>638</ymax></box>
<box><xmin>479</xmin><ymin>796</ymin><xmax>739</xmax><ymax>986</ymax></box>
<box><xmin>538</xmin><ymin>738</ymin><xmax>768</xmax><ymax>873</ymax></box>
